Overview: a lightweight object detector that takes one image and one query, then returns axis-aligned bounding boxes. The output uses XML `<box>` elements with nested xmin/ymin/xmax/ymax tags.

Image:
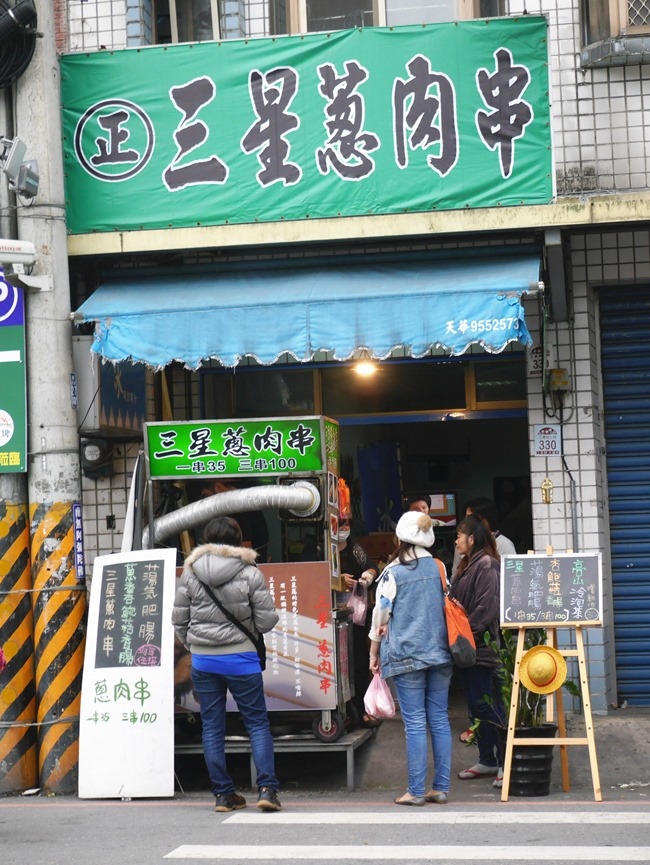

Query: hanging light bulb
<box><xmin>353</xmin><ymin>348</ymin><xmax>378</xmax><ymax>377</ymax></box>
<box><xmin>355</xmin><ymin>360</ymin><xmax>377</xmax><ymax>377</ymax></box>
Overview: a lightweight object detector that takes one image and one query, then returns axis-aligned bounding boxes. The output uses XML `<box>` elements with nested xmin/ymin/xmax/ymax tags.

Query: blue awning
<box><xmin>73</xmin><ymin>251</ymin><xmax>540</xmax><ymax>369</ymax></box>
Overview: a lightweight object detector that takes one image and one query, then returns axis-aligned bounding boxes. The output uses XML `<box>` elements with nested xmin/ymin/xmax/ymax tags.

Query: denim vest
<box><xmin>379</xmin><ymin>555</ymin><xmax>452</xmax><ymax>679</ymax></box>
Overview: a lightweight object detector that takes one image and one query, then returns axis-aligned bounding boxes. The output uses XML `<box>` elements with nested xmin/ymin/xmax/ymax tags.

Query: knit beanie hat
<box><xmin>395</xmin><ymin>511</ymin><xmax>435</xmax><ymax>548</ymax></box>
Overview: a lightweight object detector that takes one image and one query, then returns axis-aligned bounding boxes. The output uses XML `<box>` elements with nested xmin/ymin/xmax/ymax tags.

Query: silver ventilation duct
<box><xmin>141</xmin><ymin>480</ymin><xmax>321</xmax><ymax>548</ymax></box>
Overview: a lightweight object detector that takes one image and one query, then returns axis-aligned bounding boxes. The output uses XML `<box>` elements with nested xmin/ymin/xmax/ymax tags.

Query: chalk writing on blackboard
<box><xmin>501</xmin><ymin>553</ymin><xmax>602</xmax><ymax>627</ymax></box>
<box><xmin>95</xmin><ymin>559</ymin><xmax>163</xmax><ymax>667</ymax></box>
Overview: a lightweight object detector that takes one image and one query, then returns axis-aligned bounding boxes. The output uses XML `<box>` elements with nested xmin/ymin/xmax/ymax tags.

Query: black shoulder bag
<box><xmin>201</xmin><ymin>583</ymin><xmax>267</xmax><ymax>671</ymax></box>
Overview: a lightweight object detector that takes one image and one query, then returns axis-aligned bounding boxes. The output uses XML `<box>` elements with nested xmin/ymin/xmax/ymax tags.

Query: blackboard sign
<box><xmin>501</xmin><ymin>553</ymin><xmax>603</xmax><ymax>627</ymax></box>
<box><xmin>95</xmin><ymin>558</ymin><xmax>165</xmax><ymax>668</ymax></box>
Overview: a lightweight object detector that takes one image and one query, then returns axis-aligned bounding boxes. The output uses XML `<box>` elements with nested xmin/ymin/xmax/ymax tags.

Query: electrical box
<box><xmin>72</xmin><ymin>335</ymin><xmax>100</xmax><ymax>431</ymax></box>
<box><xmin>548</xmin><ymin>367</ymin><xmax>570</xmax><ymax>392</ymax></box>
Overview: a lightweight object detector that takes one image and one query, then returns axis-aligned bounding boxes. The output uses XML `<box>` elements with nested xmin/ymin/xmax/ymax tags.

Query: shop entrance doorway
<box><xmin>337</xmin><ymin>416</ymin><xmax>532</xmax><ymax>569</ymax></box>
<box><xmin>197</xmin><ymin>353</ymin><xmax>533</xmax><ymax>564</ymax></box>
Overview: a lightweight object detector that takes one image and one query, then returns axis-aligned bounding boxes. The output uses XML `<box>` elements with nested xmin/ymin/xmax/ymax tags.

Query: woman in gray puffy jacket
<box><xmin>172</xmin><ymin>515</ymin><xmax>281</xmax><ymax>813</ymax></box>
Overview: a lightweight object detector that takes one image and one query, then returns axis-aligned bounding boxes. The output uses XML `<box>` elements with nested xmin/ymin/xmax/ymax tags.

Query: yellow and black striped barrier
<box><xmin>31</xmin><ymin>501</ymin><xmax>87</xmax><ymax>794</ymax></box>
<box><xmin>0</xmin><ymin>501</ymin><xmax>38</xmax><ymax>793</ymax></box>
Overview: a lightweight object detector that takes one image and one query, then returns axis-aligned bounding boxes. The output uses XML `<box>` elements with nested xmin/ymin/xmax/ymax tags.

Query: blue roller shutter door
<box><xmin>600</xmin><ymin>286</ymin><xmax>650</xmax><ymax>706</ymax></box>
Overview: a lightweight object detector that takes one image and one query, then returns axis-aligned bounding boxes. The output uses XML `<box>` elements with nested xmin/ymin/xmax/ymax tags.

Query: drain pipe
<box><xmin>141</xmin><ymin>480</ymin><xmax>321</xmax><ymax>548</ymax></box>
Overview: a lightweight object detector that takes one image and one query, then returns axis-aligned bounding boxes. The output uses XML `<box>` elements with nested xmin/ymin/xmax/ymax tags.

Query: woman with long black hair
<box><xmin>338</xmin><ymin>516</ymin><xmax>379</xmax><ymax>727</ymax></box>
<box><xmin>450</xmin><ymin>513</ymin><xmax>505</xmax><ymax>788</ymax></box>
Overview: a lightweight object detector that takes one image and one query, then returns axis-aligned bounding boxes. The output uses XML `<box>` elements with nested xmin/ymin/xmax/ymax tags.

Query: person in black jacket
<box><xmin>450</xmin><ymin>514</ymin><xmax>505</xmax><ymax>788</ymax></box>
<box><xmin>339</xmin><ymin>517</ymin><xmax>379</xmax><ymax>726</ymax></box>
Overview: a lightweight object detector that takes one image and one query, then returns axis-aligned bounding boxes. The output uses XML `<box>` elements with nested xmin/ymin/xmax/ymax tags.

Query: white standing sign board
<box><xmin>78</xmin><ymin>548</ymin><xmax>177</xmax><ymax>798</ymax></box>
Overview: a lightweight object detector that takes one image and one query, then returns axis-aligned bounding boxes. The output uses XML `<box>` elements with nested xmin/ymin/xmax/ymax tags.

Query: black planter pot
<box><xmin>499</xmin><ymin>723</ymin><xmax>558</xmax><ymax>797</ymax></box>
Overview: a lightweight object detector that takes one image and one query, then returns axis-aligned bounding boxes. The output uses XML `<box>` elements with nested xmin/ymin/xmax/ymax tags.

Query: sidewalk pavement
<box><xmin>352</xmin><ymin>696</ymin><xmax>650</xmax><ymax>804</ymax></box>
<box><xmin>172</xmin><ymin>686</ymin><xmax>650</xmax><ymax>806</ymax></box>
<box><xmin>2</xmin><ymin>687</ymin><xmax>649</xmax><ymax>807</ymax></box>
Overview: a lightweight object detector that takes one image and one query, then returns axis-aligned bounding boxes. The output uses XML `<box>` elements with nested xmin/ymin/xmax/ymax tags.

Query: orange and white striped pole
<box><xmin>0</xmin><ymin>484</ymin><xmax>38</xmax><ymax>793</ymax></box>
<box><xmin>31</xmin><ymin>501</ymin><xmax>87</xmax><ymax>793</ymax></box>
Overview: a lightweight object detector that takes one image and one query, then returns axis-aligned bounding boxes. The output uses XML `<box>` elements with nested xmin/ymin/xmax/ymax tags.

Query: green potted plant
<box><xmin>467</xmin><ymin>628</ymin><xmax>580</xmax><ymax>796</ymax></box>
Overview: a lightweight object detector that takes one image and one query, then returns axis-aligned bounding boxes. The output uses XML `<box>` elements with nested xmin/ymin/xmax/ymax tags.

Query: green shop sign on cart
<box><xmin>144</xmin><ymin>416</ymin><xmax>338</xmax><ymax>480</ymax></box>
<box><xmin>61</xmin><ymin>16</ymin><xmax>552</xmax><ymax>235</ymax></box>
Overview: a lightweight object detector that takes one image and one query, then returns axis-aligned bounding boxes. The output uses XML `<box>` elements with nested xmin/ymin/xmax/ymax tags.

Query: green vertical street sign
<box><xmin>0</xmin><ymin>281</ymin><xmax>27</xmax><ymax>473</ymax></box>
<box><xmin>144</xmin><ymin>416</ymin><xmax>338</xmax><ymax>480</ymax></box>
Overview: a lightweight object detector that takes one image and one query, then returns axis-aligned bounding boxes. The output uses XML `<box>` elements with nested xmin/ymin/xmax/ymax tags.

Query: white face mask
<box><xmin>338</xmin><ymin>527</ymin><xmax>351</xmax><ymax>542</ymax></box>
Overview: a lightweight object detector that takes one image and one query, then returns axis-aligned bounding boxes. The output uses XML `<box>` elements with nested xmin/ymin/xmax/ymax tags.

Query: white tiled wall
<box><xmin>80</xmin><ymin>372</ymin><xmax>155</xmax><ymax>586</ymax></box>
<box><xmin>65</xmin><ymin>0</ymin><xmax>128</xmax><ymax>51</ymax></box>
<box><xmin>523</xmin><ymin>228</ymin><xmax>650</xmax><ymax>710</ymax></box>
<box><xmin>509</xmin><ymin>0</ymin><xmax>650</xmax><ymax>195</ymax></box>
<box><xmin>247</xmin><ymin>0</ymin><xmax>270</xmax><ymax>36</ymax></box>
<box><xmin>81</xmin><ymin>442</ymin><xmax>139</xmax><ymax>558</ymax></box>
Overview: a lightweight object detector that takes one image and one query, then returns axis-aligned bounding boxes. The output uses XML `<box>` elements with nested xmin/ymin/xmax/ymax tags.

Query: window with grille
<box><xmin>581</xmin><ymin>0</ymin><xmax>650</xmax><ymax>65</ymax></box>
<box><xmin>153</xmin><ymin>0</ymin><xmax>506</xmax><ymax>44</ymax></box>
<box><xmin>154</xmin><ymin>0</ymin><xmax>244</xmax><ymax>43</ymax></box>
<box><xmin>628</xmin><ymin>0</ymin><xmax>650</xmax><ymax>28</ymax></box>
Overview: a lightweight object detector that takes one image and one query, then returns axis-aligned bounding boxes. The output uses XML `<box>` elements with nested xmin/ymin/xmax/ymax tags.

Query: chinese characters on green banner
<box><xmin>61</xmin><ymin>18</ymin><xmax>552</xmax><ymax>235</ymax></box>
<box><xmin>144</xmin><ymin>416</ymin><xmax>336</xmax><ymax>479</ymax></box>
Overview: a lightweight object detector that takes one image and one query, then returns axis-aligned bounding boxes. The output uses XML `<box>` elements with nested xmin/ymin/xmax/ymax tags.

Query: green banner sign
<box><xmin>144</xmin><ymin>416</ymin><xmax>337</xmax><ymax>479</ymax></box>
<box><xmin>61</xmin><ymin>17</ymin><xmax>552</xmax><ymax>235</ymax></box>
<box><xmin>0</xmin><ymin>281</ymin><xmax>27</xmax><ymax>473</ymax></box>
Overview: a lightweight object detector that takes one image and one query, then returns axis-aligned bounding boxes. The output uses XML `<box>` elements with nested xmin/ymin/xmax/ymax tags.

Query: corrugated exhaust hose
<box><xmin>141</xmin><ymin>480</ymin><xmax>320</xmax><ymax>548</ymax></box>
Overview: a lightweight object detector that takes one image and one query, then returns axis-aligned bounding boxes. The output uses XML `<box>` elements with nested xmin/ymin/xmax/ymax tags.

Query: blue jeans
<box><xmin>458</xmin><ymin>665</ymin><xmax>504</xmax><ymax>768</ymax></box>
<box><xmin>392</xmin><ymin>664</ymin><xmax>453</xmax><ymax>797</ymax></box>
<box><xmin>191</xmin><ymin>669</ymin><xmax>278</xmax><ymax>795</ymax></box>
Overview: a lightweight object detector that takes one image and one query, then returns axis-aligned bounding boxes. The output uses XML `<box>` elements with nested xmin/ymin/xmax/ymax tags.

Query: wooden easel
<box><xmin>501</xmin><ymin>625</ymin><xmax>602</xmax><ymax>802</ymax></box>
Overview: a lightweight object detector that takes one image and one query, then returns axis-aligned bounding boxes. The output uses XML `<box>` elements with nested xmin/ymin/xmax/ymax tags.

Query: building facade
<box><xmin>60</xmin><ymin>0</ymin><xmax>650</xmax><ymax>712</ymax></box>
<box><xmin>2</xmin><ymin>0</ymin><xmax>648</xmax><ymax>763</ymax></box>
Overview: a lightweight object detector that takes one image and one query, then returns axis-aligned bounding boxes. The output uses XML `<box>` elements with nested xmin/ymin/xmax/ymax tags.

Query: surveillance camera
<box><xmin>2</xmin><ymin>264</ymin><xmax>52</xmax><ymax>292</ymax></box>
<box><xmin>0</xmin><ymin>137</ymin><xmax>27</xmax><ymax>183</ymax></box>
<box><xmin>0</xmin><ymin>238</ymin><xmax>36</xmax><ymax>266</ymax></box>
<box><xmin>0</xmin><ymin>240</ymin><xmax>50</xmax><ymax>291</ymax></box>
<box><xmin>9</xmin><ymin>159</ymin><xmax>38</xmax><ymax>199</ymax></box>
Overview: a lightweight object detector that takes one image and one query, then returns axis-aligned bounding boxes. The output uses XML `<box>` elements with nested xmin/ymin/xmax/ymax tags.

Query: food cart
<box><xmin>141</xmin><ymin>415</ymin><xmax>358</xmax><ymax>743</ymax></box>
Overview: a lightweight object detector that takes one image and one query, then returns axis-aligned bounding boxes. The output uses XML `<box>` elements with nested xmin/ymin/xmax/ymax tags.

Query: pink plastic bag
<box><xmin>346</xmin><ymin>580</ymin><xmax>368</xmax><ymax>626</ymax></box>
<box><xmin>364</xmin><ymin>672</ymin><xmax>395</xmax><ymax>719</ymax></box>
<box><xmin>0</xmin><ymin>646</ymin><xmax>6</xmax><ymax>673</ymax></box>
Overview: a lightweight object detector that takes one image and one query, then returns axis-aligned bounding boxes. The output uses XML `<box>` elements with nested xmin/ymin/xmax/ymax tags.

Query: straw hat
<box><xmin>519</xmin><ymin>645</ymin><xmax>567</xmax><ymax>695</ymax></box>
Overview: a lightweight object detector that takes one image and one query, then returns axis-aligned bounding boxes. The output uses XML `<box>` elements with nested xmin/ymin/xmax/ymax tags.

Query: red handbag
<box><xmin>436</xmin><ymin>559</ymin><xmax>476</xmax><ymax>668</ymax></box>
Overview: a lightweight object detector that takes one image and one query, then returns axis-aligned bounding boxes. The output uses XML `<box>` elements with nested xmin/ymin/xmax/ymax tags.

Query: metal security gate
<box><xmin>600</xmin><ymin>286</ymin><xmax>650</xmax><ymax>706</ymax></box>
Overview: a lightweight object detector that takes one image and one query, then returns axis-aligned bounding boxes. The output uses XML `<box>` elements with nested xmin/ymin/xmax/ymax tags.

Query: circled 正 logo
<box><xmin>74</xmin><ymin>99</ymin><xmax>155</xmax><ymax>182</ymax></box>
